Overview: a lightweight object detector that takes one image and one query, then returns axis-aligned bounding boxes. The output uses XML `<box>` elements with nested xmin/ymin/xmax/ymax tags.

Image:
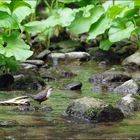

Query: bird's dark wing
<box><xmin>33</xmin><ymin>91</ymin><xmax>47</xmax><ymax>100</ymax></box>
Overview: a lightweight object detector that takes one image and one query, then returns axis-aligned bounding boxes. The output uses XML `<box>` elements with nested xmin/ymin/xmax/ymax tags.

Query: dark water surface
<box><xmin>0</xmin><ymin>61</ymin><xmax>140</xmax><ymax>140</ymax></box>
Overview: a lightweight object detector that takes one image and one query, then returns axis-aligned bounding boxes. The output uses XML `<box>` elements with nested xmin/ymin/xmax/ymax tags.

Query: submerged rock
<box><xmin>117</xmin><ymin>94</ymin><xmax>140</xmax><ymax>117</ymax></box>
<box><xmin>64</xmin><ymin>82</ymin><xmax>82</xmax><ymax>90</ymax></box>
<box><xmin>89</xmin><ymin>70</ymin><xmax>131</xmax><ymax>93</ymax></box>
<box><xmin>65</xmin><ymin>97</ymin><xmax>124</xmax><ymax>122</ymax></box>
<box><xmin>113</xmin><ymin>79</ymin><xmax>139</xmax><ymax>94</ymax></box>
<box><xmin>18</xmin><ymin>105</ymin><xmax>53</xmax><ymax>112</ymax></box>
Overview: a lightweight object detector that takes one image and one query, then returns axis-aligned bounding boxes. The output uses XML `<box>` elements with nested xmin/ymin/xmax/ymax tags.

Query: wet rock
<box><xmin>18</xmin><ymin>105</ymin><xmax>53</xmax><ymax>112</ymax></box>
<box><xmin>64</xmin><ymin>82</ymin><xmax>82</xmax><ymax>90</ymax></box>
<box><xmin>36</xmin><ymin>49</ymin><xmax>51</xmax><ymax>59</ymax></box>
<box><xmin>65</xmin><ymin>52</ymin><xmax>90</xmax><ymax>60</ymax></box>
<box><xmin>0</xmin><ymin>120</ymin><xmax>18</xmax><ymax>127</ymax></box>
<box><xmin>48</xmin><ymin>53</ymin><xmax>66</xmax><ymax>60</ymax></box>
<box><xmin>113</xmin><ymin>79</ymin><xmax>139</xmax><ymax>94</ymax></box>
<box><xmin>65</xmin><ymin>97</ymin><xmax>123</xmax><ymax>122</ymax></box>
<box><xmin>14</xmin><ymin>74</ymin><xmax>25</xmax><ymax>81</ymax></box>
<box><xmin>48</xmin><ymin>52</ymin><xmax>90</xmax><ymax>63</ymax></box>
<box><xmin>117</xmin><ymin>94</ymin><xmax>140</xmax><ymax>117</ymax></box>
<box><xmin>122</xmin><ymin>52</ymin><xmax>140</xmax><ymax>67</ymax></box>
<box><xmin>13</xmin><ymin>74</ymin><xmax>45</xmax><ymax>90</ymax></box>
<box><xmin>0</xmin><ymin>74</ymin><xmax>14</xmax><ymax>89</ymax></box>
<box><xmin>89</xmin><ymin>70</ymin><xmax>131</xmax><ymax>93</ymax></box>
<box><xmin>22</xmin><ymin>60</ymin><xmax>44</xmax><ymax>66</ymax></box>
<box><xmin>20</xmin><ymin>63</ymin><xmax>37</xmax><ymax>69</ymax></box>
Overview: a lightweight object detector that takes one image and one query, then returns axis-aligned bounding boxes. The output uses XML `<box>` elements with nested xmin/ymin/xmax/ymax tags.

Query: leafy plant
<box><xmin>0</xmin><ymin>0</ymin><xmax>37</xmax><ymax>73</ymax></box>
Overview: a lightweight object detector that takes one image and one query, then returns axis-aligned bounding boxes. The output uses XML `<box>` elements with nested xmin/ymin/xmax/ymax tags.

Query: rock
<box><xmin>0</xmin><ymin>74</ymin><xmax>14</xmax><ymax>89</ymax></box>
<box><xmin>122</xmin><ymin>51</ymin><xmax>140</xmax><ymax>66</ymax></box>
<box><xmin>113</xmin><ymin>79</ymin><xmax>139</xmax><ymax>94</ymax></box>
<box><xmin>66</xmin><ymin>97</ymin><xmax>123</xmax><ymax>122</ymax></box>
<box><xmin>48</xmin><ymin>53</ymin><xmax>66</xmax><ymax>60</ymax></box>
<box><xmin>65</xmin><ymin>52</ymin><xmax>90</xmax><ymax>60</ymax></box>
<box><xmin>48</xmin><ymin>52</ymin><xmax>90</xmax><ymax>64</ymax></box>
<box><xmin>20</xmin><ymin>63</ymin><xmax>37</xmax><ymax>69</ymax></box>
<box><xmin>64</xmin><ymin>82</ymin><xmax>82</xmax><ymax>90</ymax></box>
<box><xmin>36</xmin><ymin>49</ymin><xmax>51</xmax><ymax>59</ymax></box>
<box><xmin>13</xmin><ymin>72</ymin><xmax>46</xmax><ymax>90</ymax></box>
<box><xmin>14</xmin><ymin>74</ymin><xmax>25</xmax><ymax>81</ymax></box>
<box><xmin>89</xmin><ymin>70</ymin><xmax>131</xmax><ymax>93</ymax></box>
<box><xmin>42</xmin><ymin>63</ymin><xmax>49</xmax><ymax>68</ymax></box>
<box><xmin>117</xmin><ymin>94</ymin><xmax>140</xmax><ymax>117</ymax></box>
<box><xmin>22</xmin><ymin>60</ymin><xmax>44</xmax><ymax>66</ymax></box>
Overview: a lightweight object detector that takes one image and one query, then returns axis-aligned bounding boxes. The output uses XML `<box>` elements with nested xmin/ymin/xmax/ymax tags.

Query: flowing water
<box><xmin>0</xmin><ymin>61</ymin><xmax>140</xmax><ymax>140</ymax></box>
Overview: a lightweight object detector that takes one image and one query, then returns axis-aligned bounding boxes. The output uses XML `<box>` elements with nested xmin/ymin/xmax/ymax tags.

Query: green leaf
<box><xmin>58</xmin><ymin>8</ymin><xmax>75</xmax><ymax>27</ymax></box>
<box><xmin>109</xmin><ymin>21</ymin><xmax>135</xmax><ymax>42</ymax></box>
<box><xmin>4</xmin><ymin>56</ymin><xmax>19</xmax><ymax>72</ymax></box>
<box><xmin>43</xmin><ymin>8</ymin><xmax>75</xmax><ymax>28</ymax></box>
<box><xmin>0</xmin><ymin>32</ymin><xmax>33</xmax><ymax>61</ymax></box>
<box><xmin>0</xmin><ymin>11</ymin><xmax>18</xmax><ymax>29</ymax></box>
<box><xmin>10</xmin><ymin>0</ymin><xmax>31</xmax><ymax>13</ymax></box>
<box><xmin>88</xmin><ymin>15</ymin><xmax>112</xmax><ymax>39</ymax></box>
<box><xmin>0</xmin><ymin>2</ymin><xmax>10</xmax><ymax>13</ymax></box>
<box><xmin>68</xmin><ymin>6</ymin><xmax>104</xmax><ymax>34</ymax></box>
<box><xmin>99</xmin><ymin>39</ymin><xmax>112</xmax><ymax>51</ymax></box>
<box><xmin>24</xmin><ymin>20</ymin><xmax>46</xmax><ymax>33</ymax></box>
<box><xmin>107</xmin><ymin>5</ymin><xmax>127</xmax><ymax>19</ymax></box>
<box><xmin>12</xmin><ymin>6</ymin><xmax>32</xmax><ymax>23</ymax></box>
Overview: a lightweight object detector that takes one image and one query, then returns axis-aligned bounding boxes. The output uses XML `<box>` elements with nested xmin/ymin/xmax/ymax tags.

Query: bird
<box><xmin>33</xmin><ymin>86</ymin><xmax>53</xmax><ymax>104</ymax></box>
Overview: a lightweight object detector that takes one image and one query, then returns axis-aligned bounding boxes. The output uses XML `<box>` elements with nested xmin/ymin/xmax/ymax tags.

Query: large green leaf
<box><xmin>68</xmin><ymin>5</ymin><xmax>104</xmax><ymax>34</ymax></box>
<box><xmin>0</xmin><ymin>32</ymin><xmax>33</xmax><ymax>61</ymax></box>
<box><xmin>107</xmin><ymin>5</ymin><xmax>127</xmax><ymax>19</ymax></box>
<box><xmin>10</xmin><ymin>0</ymin><xmax>31</xmax><ymax>13</ymax></box>
<box><xmin>12</xmin><ymin>6</ymin><xmax>32</xmax><ymax>23</ymax></box>
<box><xmin>42</xmin><ymin>8</ymin><xmax>75</xmax><ymax>28</ymax></box>
<box><xmin>0</xmin><ymin>11</ymin><xmax>18</xmax><ymax>29</ymax></box>
<box><xmin>24</xmin><ymin>20</ymin><xmax>47</xmax><ymax>33</ymax></box>
<box><xmin>88</xmin><ymin>15</ymin><xmax>112</xmax><ymax>39</ymax></box>
<box><xmin>109</xmin><ymin>21</ymin><xmax>135</xmax><ymax>42</ymax></box>
<box><xmin>99</xmin><ymin>39</ymin><xmax>112</xmax><ymax>51</ymax></box>
<box><xmin>0</xmin><ymin>2</ymin><xmax>10</xmax><ymax>13</ymax></box>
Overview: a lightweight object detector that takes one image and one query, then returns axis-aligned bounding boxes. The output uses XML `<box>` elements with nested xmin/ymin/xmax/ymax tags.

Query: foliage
<box><xmin>0</xmin><ymin>0</ymin><xmax>36</xmax><ymax>72</ymax></box>
<box><xmin>30</xmin><ymin>0</ymin><xmax>140</xmax><ymax>51</ymax></box>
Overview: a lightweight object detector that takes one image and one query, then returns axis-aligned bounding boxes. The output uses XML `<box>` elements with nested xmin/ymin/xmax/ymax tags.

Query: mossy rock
<box><xmin>66</xmin><ymin>97</ymin><xmax>124</xmax><ymax>122</ymax></box>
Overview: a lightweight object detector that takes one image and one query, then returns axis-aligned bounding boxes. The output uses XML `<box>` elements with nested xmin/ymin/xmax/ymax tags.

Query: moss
<box><xmin>84</xmin><ymin>107</ymin><xmax>100</xmax><ymax>121</ymax></box>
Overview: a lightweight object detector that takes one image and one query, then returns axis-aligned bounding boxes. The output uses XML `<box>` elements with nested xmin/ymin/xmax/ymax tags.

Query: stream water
<box><xmin>0</xmin><ymin>61</ymin><xmax>140</xmax><ymax>140</ymax></box>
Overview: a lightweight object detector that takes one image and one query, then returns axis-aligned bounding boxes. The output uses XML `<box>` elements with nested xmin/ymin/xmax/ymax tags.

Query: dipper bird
<box><xmin>33</xmin><ymin>86</ymin><xmax>53</xmax><ymax>104</ymax></box>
